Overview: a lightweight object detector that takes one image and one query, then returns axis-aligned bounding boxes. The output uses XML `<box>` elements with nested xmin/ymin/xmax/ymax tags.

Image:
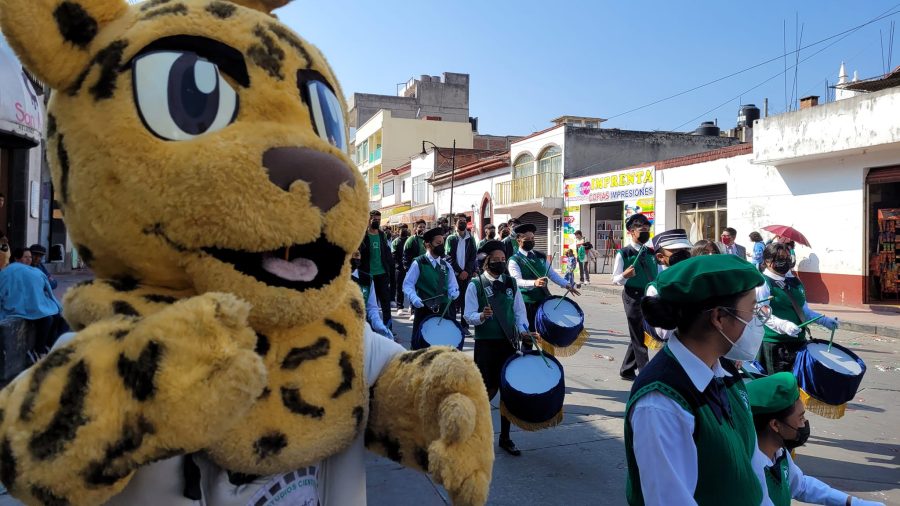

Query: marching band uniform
<box><xmin>402</xmin><ymin>228</ymin><xmax>460</xmax><ymax>349</ymax></box>
<box><xmin>351</xmin><ymin>268</ymin><xmax>392</xmax><ymax>339</ymax></box>
<box><xmin>507</xmin><ymin>224</ymin><xmax>572</xmax><ymax>334</ymax></box>
<box><xmin>643</xmin><ymin>229</ymin><xmax>694</xmax><ymax>345</ymax></box>
<box><xmin>612</xmin><ymin>215</ymin><xmax>657</xmax><ymax>379</ymax></box>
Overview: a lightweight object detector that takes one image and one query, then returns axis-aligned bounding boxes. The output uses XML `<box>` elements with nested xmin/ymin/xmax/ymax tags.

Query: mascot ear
<box><xmin>228</xmin><ymin>0</ymin><xmax>291</xmax><ymax>14</ymax></box>
<box><xmin>0</xmin><ymin>0</ymin><xmax>128</xmax><ymax>89</ymax></box>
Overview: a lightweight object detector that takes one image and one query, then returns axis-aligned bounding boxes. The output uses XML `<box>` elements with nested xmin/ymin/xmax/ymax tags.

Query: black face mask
<box><xmin>637</xmin><ymin>231</ymin><xmax>650</xmax><ymax>244</ymax></box>
<box><xmin>431</xmin><ymin>244</ymin><xmax>445</xmax><ymax>256</ymax></box>
<box><xmin>401</xmin><ymin>231</ymin><xmax>410</xmax><ymax>238</ymax></box>
<box><xmin>500</xmin><ymin>230</ymin><xmax>510</xmax><ymax>239</ymax></box>
<box><xmin>488</xmin><ymin>261</ymin><xmax>506</xmax><ymax>275</ymax></box>
<box><xmin>772</xmin><ymin>259</ymin><xmax>792</xmax><ymax>275</ymax></box>
<box><xmin>486</xmin><ymin>230</ymin><xmax>496</xmax><ymax>239</ymax></box>
<box><xmin>457</xmin><ymin>224</ymin><xmax>467</xmax><ymax>232</ymax></box>
<box><xmin>350</xmin><ymin>259</ymin><xmax>361</xmax><ymax>270</ymax></box>
<box><xmin>781</xmin><ymin>420</ymin><xmax>810</xmax><ymax>450</ymax></box>
<box><xmin>668</xmin><ymin>249</ymin><xmax>691</xmax><ymax>267</ymax></box>
<box><xmin>370</xmin><ymin>220</ymin><xmax>381</xmax><ymax>229</ymax></box>
<box><xmin>521</xmin><ymin>240</ymin><xmax>535</xmax><ymax>252</ymax></box>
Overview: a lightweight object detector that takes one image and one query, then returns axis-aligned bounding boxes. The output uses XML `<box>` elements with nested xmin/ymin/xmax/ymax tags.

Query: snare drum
<box><xmin>499</xmin><ymin>351</ymin><xmax>565</xmax><ymax>431</ymax></box>
<box><xmin>412</xmin><ymin>315</ymin><xmax>464</xmax><ymax>350</ymax></box>
<box><xmin>793</xmin><ymin>340</ymin><xmax>866</xmax><ymax>419</ymax></box>
<box><xmin>536</xmin><ymin>296</ymin><xmax>587</xmax><ymax>356</ymax></box>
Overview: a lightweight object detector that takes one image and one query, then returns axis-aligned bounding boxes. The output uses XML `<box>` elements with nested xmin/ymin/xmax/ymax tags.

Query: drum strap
<box><xmin>775</xmin><ymin>281</ymin><xmax>810</xmax><ymax>339</ymax></box>
<box><xmin>479</xmin><ymin>274</ymin><xmax>518</xmax><ymax>349</ymax></box>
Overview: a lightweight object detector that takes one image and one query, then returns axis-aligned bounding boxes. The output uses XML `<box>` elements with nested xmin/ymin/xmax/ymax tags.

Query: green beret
<box><xmin>477</xmin><ymin>240</ymin><xmax>504</xmax><ymax>255</ymax></box>
<box><xmin>747</xmin><ymin>372</ymin><xmax>800</xmax><ymax>415</ymax></box>
<box><xmin>655</xmin><ymin>255</ymin><xmax>764</xmax><ymax>305</ymax></box>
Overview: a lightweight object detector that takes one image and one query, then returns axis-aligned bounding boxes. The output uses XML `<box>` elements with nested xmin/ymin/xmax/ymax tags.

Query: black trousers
<box><xmin>474</xmin><ymin>338</ymin><xmax>516</xmax><ymax>440</ymax></box>
<box><xmin>395</xmin><ymin>268</ymin><xmax>406</xmax><ymax>306</ymax></box>
<box><xmin>454</xmin><ymin>277</ymin><xmax>471</xmax><ymax>329</ymax></box>
<box><xmin>578</xmin><ymin>260</ymin><xmax>590</xmax><ymax>282</ymax></box>
<box><xmin>31</xmin><ymin>314</ymin><xmax>69</xmax><ymax>353</ymax></box>
<box><xmin>372</xmin><ymin>273</ymin><xmax>392</xmax><ymax>325</ymax></box>
<box><xmin>759</xmin><ymin>340</ymin><xmax>806</xmax><ymax>375</ymax></box>
<box><xmin>620</xmin><ymin>288</ymin><xmax>649</xmax><ymax>377</ymax></box>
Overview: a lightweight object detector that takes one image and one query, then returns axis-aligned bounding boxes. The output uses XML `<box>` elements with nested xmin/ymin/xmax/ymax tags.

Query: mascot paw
<box><xmin>132</xmin><ymin>293</ymin><xmax>267</xmax><ymax>450</ymax></box>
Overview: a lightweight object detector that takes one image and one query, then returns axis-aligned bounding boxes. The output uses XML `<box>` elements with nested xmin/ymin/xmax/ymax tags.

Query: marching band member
<box><xmin>612</xmin><ymin>213</ymin><xmax>656</xmax><ymax>380</ymax></box>
<box><xmin>350</xmin><ymin>250</ymin><xmax>393</xmax><ymax>339</ymax></box>
<box><xmin>644</xmin><ymin>229</ymin><xmax>694</xmax><ymax>345</ymax></box>
<box><xmin>402</xmin><ymin>227</ymin><xmax>460</xmax><ymax>348</ymax></box>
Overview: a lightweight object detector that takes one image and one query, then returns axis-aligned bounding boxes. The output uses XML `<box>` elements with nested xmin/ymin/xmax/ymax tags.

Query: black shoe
<box><xmin>499</xmin><ymin>438</ymin><xmax>521</xmax><ymax>456</ymax></box>
<box><xmin>620</xmin><ymin>373</ymin><xmax>637</xmax><ymax>382</ymax></box>
<box><xmin>463</xmin><ymin>327</ymin><xmax>472</xmax><ymax>337</ymax></box>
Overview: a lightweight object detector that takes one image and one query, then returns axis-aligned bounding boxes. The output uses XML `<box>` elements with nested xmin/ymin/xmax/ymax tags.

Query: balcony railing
<box><xmin>495</xmin><ymin>172</ymin><xmax>563</xmax><ymax>206</ymax></box>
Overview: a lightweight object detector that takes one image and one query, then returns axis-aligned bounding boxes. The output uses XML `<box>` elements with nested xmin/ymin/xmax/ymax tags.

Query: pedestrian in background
<box><xmin>29</xmin><ymin>244</ymin><xmax>57</xmax><ymax>290</ymax></box>
<box><xmin>498</xmin><ymin>223</ymin><xmax>511</xmax><ymax>240</ymax></box>
<box><xmin>692</xmin><ymin>240</ymin><xmax>722</xmax><ymax>257</ymax></box>
<box><xmin>0</xmin><ymin>248</ymin><xmax>68</xmax><ymax>356</ymax></box>
<box><xmin>575</xmin><ymin>230</ymin><xmax>590</xmax><ymax>285</ymax></box>
<box><xmin>719</xmin><ymin>227</ymin><xmax>747</xmax><ymax>259</ymax></box>
<box><xmin>447</xmin><ymin>215</ymin><xmax>477</xmax><ymax>336</ymax></box>
<box><xmin>749</xmin><ymin>231</ymin><xmax>765</xmax><ymax>269</ymax></box>
<box><xmin>564</xmin><ymin>249</ymin><xmax>577</xmax><ymax>286</ymax></box>
<box><xmin>478</xmin><ymin>223</ymin><xmax>497</xmax><ymax>249</ymax></box>
<box><xmin>392</xmin><ymin>224</ymin><xmax>411</xmax><ymax>314</ymax></box>
<box><xmin>359</xmin><ymin>210</ymin><xmax>395</xmax><ymax>327</ymax></box>
<box><xmin>350</xmin><ymin>249</ymin><xmax>393</xmax><ymax>339</ymax></box>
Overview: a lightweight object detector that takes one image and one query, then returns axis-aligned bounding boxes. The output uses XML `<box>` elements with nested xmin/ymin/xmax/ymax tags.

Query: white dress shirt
<box><xmin>402</xmin><ymin>252</ymin><xmax>460</xmax><ymax>308</ymax></box>
<box><xmin>611</xmin><ymin>240</ymin><xmax>648</xmax><ymax>286</ymax></box>
<box><xmin>463</xmin><ymin>272</ymin><xmax>530</xmax><ymax>331</ymax></box>
<box><xmin>507</xmin><ymin>250</ymin><xmax>570</xmax><ymax>289</ymax></box>
<box><xmin>629</xmin><ymin>335</ymin><xmax>773</xmax><ymax>506</ymax></box>
<box><xmin>455</xmin><ymin>231</ymin><xmax>471</xmax><ymax>273</ymax></box>
<box><xmin>756</xmin><ymin>269</ymin><xmax>826</xmax><ymax>336</ymax></box>
<box><xmin>757</xmin><ymin>448</ymin><xmax>849</xmax><ymax>506</ymax></box>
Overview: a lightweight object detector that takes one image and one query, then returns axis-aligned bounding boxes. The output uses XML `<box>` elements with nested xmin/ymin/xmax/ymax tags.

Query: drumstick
<box><xmin>827</xmin><ymin>327</ymin><xmax>836</xmax><ymax>352</ymax></box>
<box><xmin>437</xmin><ymin>299</ymin><xmax>452</xmax><ymax>325</ymax></box>
<box><xmin>797</xmin><ymin>315</ymin><xmax>825</xmax><ymax>329</ymax></box>
<box><xmin>529</xmin><ymin>333</ymin><xmax>552</xmax><ymax>369</ymax></box>
<box><xmin>630</xmin><ymin>245</ymin><xmax>646</xmax><ymax>268</ymax></box>
<box><xmin>553</xmin><ymin>290</ymin><xmax>570</xmax><ymax>310</ymax></box>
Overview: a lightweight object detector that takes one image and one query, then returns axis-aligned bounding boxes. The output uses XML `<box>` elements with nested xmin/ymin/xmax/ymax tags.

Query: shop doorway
<box><xmin>591</xmin><ymin>202</ymin><xmax>623</xmax><ymax>274</ymax></box>
<box><xmin>866</xmin><ymin>166</ymin><xmax>900</xmax><ymax>303</ymax></box>
<box><xmin>479</xmin><ymin>193</ymin><xmax>492</xmax><ymax>241</ymax></box>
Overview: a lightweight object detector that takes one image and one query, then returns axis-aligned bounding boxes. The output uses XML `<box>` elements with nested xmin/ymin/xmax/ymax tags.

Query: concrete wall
<box><xmin>381</xmin><ymin>113</ymin><xmax>473</xmax><ymax>171</ymax></box>
<box><xmin>564</xmin><ymin>128</ymin><xmax>739</xmax><ymax>179</ymax></box>
<box><xmin>349</xmin><ymin>72</ymin><xmax>470</xmax><ymax>128</ymax></box>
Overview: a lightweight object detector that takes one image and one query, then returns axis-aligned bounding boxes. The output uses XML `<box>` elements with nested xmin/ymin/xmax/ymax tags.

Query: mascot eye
<box><xmin>133</xmin><ymin>51</ymin><xmax>239</xmax><ymax>141</ymax></box>
<box><xmin>299</xmin><ymin>75</ymin><xmax>346</xmax><ymax>151</ymax></box>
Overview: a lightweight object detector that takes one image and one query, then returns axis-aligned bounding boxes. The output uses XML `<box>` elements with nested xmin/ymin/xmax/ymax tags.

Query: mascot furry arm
<box><xmin>0</xmin><ymin>0</ymin><xmax>493</xmax><ymax>504</ymax></box>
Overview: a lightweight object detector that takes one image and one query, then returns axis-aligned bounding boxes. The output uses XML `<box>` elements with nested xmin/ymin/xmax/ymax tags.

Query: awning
<box><xmin>380</xmin><ymin>203</ymin><xmax>411</xmax><ymax>219</ymax></box>
<box><xmin>386</xmin><ymin>203</ymin><xmax>435</xmax><ymax>225</ymax></box>
<box><xmin>0</xmin><ymin>32</ymin><xmax>41</xmax><ymax>147</ymax></box>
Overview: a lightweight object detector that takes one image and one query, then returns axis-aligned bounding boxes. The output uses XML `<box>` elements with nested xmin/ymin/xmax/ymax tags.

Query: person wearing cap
<box><xmin>625</xmin><ymin>255</ymin><xmax>774</xmax><ymax>506</ymax></box>
<box><xmin>350</xmin><ymin>250</ymin><xmax>393</xmax><ymax>339</ymax></box>
<box><xmin>508</xmin><ymin>223</ymin><xmax>580</xmax><ymax>335</ymax></box>
<box><xmin>402</xmin><ymin>227</ymin><xmax>460</xmax><ymax>348</ymax></box>
<box><xmin>29</xmin><ymin>244</ymin><xmax>58</xmax><ymax>290</ymax></box>
<box><xmin>359</xmin><ymin>210</ymin><xmax>395</xmax><ymax>328</ymax></box>
<box><xmin>612</xmin><ymin>213</ymin><xmax>656</xmax><ymax>381</ymax></box>
<box><xmin>501</xmin><ymin>218</ymin><xmax>521</xmax><ymax>260</ymax></box>
<box><xmin>747</xmin><ymin>373</ymin><xmax>884</xmax><ymax>506</ymax></box>
<box><xmin>643</xmin><ymin>229</ymin><xmax>694</xmax><ymax>345</ymax></box>
<box><xmin>464</xmin><ymin>240</ymin><xmax>534</xmax><ymax>456</ymax></box>
<box><xmin>756</xmin><ymin>242</ymin><xmax>839</xmax><ymax>375</ymax></box>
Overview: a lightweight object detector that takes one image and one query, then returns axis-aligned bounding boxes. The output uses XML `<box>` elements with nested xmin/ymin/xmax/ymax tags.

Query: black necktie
<box><xmin>704</xmin><ymin>377</ymin><xmax>733</xmax><ymax>424</ymax></box>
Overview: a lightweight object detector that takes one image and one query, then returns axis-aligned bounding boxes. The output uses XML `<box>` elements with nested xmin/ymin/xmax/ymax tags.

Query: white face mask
<box><xmin>718</xmin><ymin>310</ymin><xmax>765</xmax><ymax>361</ymax></box>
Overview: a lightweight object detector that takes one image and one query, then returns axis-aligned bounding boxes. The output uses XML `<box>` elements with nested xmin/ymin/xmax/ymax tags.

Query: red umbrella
<box><xmin>761</xmin><ymin>225</ymin><xmax>810</xmax><ymax>247</ymax></box>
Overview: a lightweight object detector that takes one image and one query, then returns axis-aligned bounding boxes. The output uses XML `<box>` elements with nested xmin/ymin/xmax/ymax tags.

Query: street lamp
<box><xmin>421</xmin><ymin>139</ymin><xmax>456</xmax><ymax>219</ymax></box>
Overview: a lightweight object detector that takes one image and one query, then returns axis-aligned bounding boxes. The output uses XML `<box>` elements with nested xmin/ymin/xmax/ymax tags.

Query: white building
<box><xmin>431</xmin><ymin>152</ymin><xmax>512</xmax><ymax>240</ymax></box>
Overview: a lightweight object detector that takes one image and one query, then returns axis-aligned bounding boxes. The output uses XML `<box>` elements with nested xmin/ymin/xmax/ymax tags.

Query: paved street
<box><xmin>368</xmin><ymin>287</ymin><xmax>900</xmax><ymax>506</ymax></box>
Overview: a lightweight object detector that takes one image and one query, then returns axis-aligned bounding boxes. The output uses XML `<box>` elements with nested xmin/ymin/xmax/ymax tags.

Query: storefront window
<box><xmin>678</xmin><ymin>199</ymin><xmax>727</xmax><ymax>243</ymax></box>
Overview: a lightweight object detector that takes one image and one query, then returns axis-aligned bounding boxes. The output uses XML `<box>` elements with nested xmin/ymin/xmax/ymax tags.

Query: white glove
<box><xmin>412</xmin><ymin>298</ymin><xmax>424</xmax><ymax>309</ymax></box>
<box><xmin>819</xmin><ymin>316</ymin><xmax>839</xmax><ymax>331</ymax></box>
<box><xmin>851</xmin><ymin>498</ymin><xmax>885</xmax><ymax>506</ymax></box>
<box><xmin>372</xmin><ymin>320</ymin><xmax>392</xmax><ymax>339</ymax></box>
<box><xmin>780</xmin><ymin>321</ymin><xmax>802</xmax><ymax>337</ymax></box>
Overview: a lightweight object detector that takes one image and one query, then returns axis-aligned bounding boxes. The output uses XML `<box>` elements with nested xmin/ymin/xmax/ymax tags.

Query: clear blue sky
<box><xmin>279</xmin><ymin>0</ymin><xmax>900</xmax><ymax>136</ymax></box>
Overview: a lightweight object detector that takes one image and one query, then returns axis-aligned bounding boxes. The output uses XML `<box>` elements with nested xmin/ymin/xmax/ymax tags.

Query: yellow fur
<box><xmin>0</xmin><ymin>0</ymin><xmax>493</xmax><ymax>504</ymax></box>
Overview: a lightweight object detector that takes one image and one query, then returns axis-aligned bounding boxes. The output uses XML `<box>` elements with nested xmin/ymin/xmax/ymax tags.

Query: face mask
<box><xmin>521</xmin><ymin>240</ymin><xmax>535</xmax><ymax>252</ymax></box>
<box><xmin>401</xmin><ymin>231</ymin><xmax>410</xmax><ymax>238</ymax></box>
<box><xmin>780</xmin><ymin>420</ymin><xmax>810</xmax><ymax>450</ymax></box>
<box><xmin>350</xmin><ymin>259</ymin><xmax>361</xmax><ymax>270</ymax></box>
<box><xmin>721</xmin><ymin>236</ymin><xmax>733</xmax><ymax>245</ymax></box>
<box><xmin>718</xmin><ymin>310</ymin><xmax>765</xmax><ymax>361</ymax></box>
<box><xmin>637</xmin><ymin>231</ymin><xmax>650</xmax><ymax>244</ymax></box>
<box><xmin>370</xmin><ymin>220</ymin><xmax>381</xmax><ymax>229</ymax></box>
<box><xmin>487</xmin><ymin>230</ymin><xmax>496</xmax><ymax>239</ymax></box>
<box><xmin>500</xmin><ymin>230</ymin><xmax>510</xmax><ymax>239</ymax></box>
<box><xmin>488</xmin><ymin>261</ymin><xmax>506</xmax><ymax>276</ymax></box>
<box><xmin>668</xmin><ymin>249</ymin><xmax>691</xmax><ymax>267</ymax></box>
<box><xmin>772</xmin><ymin>259</ymin><xmax>791</xmax><ymax>275</ymax></box>
<box><xmin>431</xmin><ymin>244</ymin><xmax>444</xmax><ymax>256</ymax></box>
<box><xmin>457</xmin><ymin>224</ymin><xmax>467</xmax><ymax>232</ymax></box>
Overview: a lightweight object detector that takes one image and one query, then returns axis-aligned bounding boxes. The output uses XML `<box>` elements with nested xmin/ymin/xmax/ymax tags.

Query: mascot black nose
<box><xmin>262</xmin><ymin>147</ymin><xmax>356</xmax><ymax>212</ymax></box>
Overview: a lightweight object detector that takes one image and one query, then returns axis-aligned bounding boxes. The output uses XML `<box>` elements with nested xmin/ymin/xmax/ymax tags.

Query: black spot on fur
<box><xmin>68</xmin><ymin>40</ymin><xmax>128</xmax><ymax>100</ymax></box>
<box><xmin>267</xmin><ymin>22</ymin><xmax>312</xmax><ymax>65</ymax></box>
<box><xmin>46</xmin><ymin>114</ymin><xmax>57</xmax><ymax>138</ymax></box>
<box><xmin>74</xmin><ymin>279</ymin><xmax>94</xmax><ymax>289</ymax></box>
<box><xmin>331</xmin><ymin>352</ymin><xmax>354</xmax><ymax>399</ymax></box>
<box><xmin>247</xmin><ymin>25</ymin><xmax>285</xmax><ymax>80</ymax></box>
<box><xmin>142</xmin><ymin>3</ymin><xmax>188</xmax><ymax>20</ymax></box>
<box><xmin>367</xmin><ymin>430</ymin><xmax>401</xmax><ymax>462</ymax></box>
<box><xmin>281</xmin><ymin>387</ymin><xmax>324</xmax><ymax>418</ymax></box>
<box><xmin>20</xmin><ymin>348</ymin><xmax>76</xmax><ymax>422</ymax></box>
<box><xmin>112</xmin><ymin>301</ymin><xmax>140</xmax><ymax>317</ymax></box>
<box><xmin>419</xmin><ymin>349</ymin><xmax>445</xmax><ymax>367</ymax></box>
<box><xmin>143</xmin><ymin>294</ymin><xmax>177</xmax><ymax>304</ymax></box>
<box><xmin>140</xmin><ymin>0</ymin><xmax>171</xmax><ymax>10</ymax></box>
<box><xmin>415</xmin><ymin>447</ymin><xmax>429</xmax><ymax>471</ymax></box>
<box><xmin>253</xmin><ymin>432</ymin><xmax>287</xmax><ymax>459</ymax></box>
<box><xmin>112</xmin><ymin>329</ymin><xmax>130</xmax><ymax>340</ymax></box>
<box><xmin>0</xmin><ymin>438</ymin><xmax>17</xmax><ymax>490</ymax></box>
<box><xmin>57</xmin><ymin>135</ymin><xmax>71</xmax><ymax>204</ymax></box>
<box><xmin>108</xmin><ymin>275</ymin><xmax>139</xmax><ymax>292</ymax></box>
<box><xmin>142</xmin><ymin>223</ymin><xmax>189</xmax><ymax>252</ymax></box>
<box><xmin>53</xmin><ymin>1</ymin><xmax>98</xmax><ymax>48</ymax></box>
<box><xmin>352</xmin><ymin>406</ymin><xmax>364</xmax><ymax>430</ymax></box>
<box><xmin>255</xmin><ymin>333</ymin><xmax>270</xmax><ymax>357</ymax></box>
<box><xmin>206</xmin><ymin>1</ymin><xmax>236</xmax><ymax>18</ymax></box>
<box><xmin>281</xmin><ymin>337</ymin><xmax>329</xmax><ymax>370</ymax></box>
<box><xmin>399</xmin><ymin>349</ymin><xmax>429</xmax><ymax>363</ymax></box>
<box><xmin>227</xmin><ymin>471</ymin><xmax>259</xmax><ymax>486</ymax></box>
<box><xmin>117</xmin><ymin>341</ymin><xmax>162</xmax><ymax>401</ymax></box>
<box><xmin>30</xmin><ymin>485</ymin><xmax>69</xmax><ymax>506</ymax></box>
<box><xmin>350</xmin><ymin>299</ymin><xmax>364</xmax><ymax>318</ymax></box>
<box><xmin>75</xmin><ymin>245</ymin><xmax>93</xmax><ymax>266</ymax></box>
<box><xmin>82</xmin><ymin>417</ymin><xmax>156</xmax><ymax>486</ymax></box>
<box><xmin>324</xmin><ymin>319</ymin><xmax>346</xmax><ymax>337</ymax></box>
<box><xmin>29</xmin><ymin>361</ymin><xmax>90</xmax><ymax>461</ymax></box>
<box><xmin>257</xmin><ymin>387</ymin><xmax>271</xmax><ymax>400</ymax></box>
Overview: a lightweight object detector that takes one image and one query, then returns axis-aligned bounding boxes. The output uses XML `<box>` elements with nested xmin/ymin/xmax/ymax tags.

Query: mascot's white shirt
<box><xmin>47</xmin><ymin>327</ymin><xmax>403</xmax><ymax>506</ymax></box>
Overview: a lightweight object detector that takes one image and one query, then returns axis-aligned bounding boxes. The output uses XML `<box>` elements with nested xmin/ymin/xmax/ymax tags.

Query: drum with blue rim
<box><xmin>536</xmin><ymin>296</ymin><xmax>587</xmax><ymax>356</ymax></box>
<box><xmin>412</xmin><ymin>315</ymin><xmax>464</xmax><ymax>350</ymax></box>
<box><xmin>792</xmin><ymin>339</ymin><xmax>866</xmax><ymax>419</ymax></box>
<box><xmin>499</xmin><ymin>351</ymin><xmax>565</xmax><ymax>431</ymax></box>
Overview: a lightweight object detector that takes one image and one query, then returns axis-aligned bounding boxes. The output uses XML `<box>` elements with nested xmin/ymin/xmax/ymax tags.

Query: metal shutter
<box><xmin>867</xmin><ymin>166</ymin><xmax>900</xmax><ymax>184</ymax></box>
<box><xmin>520</xmin><ymin>212</ymin><xmax>549</xmax><ymax>253</ymax></box>
<box><xmin>676</xmin><ymin>184</ymin><xmax>727</xmax><ymax>205</ymax></box>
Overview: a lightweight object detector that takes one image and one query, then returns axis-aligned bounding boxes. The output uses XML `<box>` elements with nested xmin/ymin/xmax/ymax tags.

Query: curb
<box><xmin>578</xmin><ymin>283</ymin><xmax>900</xmax><ymax>338</ymax></box>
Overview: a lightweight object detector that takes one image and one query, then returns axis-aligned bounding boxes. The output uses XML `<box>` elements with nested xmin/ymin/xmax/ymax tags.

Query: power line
<box><xmin>607</xmin><ymin>3</ymin><xmax>900</xmax><ymax>121</ymax></box>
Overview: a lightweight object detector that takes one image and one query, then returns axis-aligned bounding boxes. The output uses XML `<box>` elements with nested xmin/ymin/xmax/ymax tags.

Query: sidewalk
<box><xmin>578</xmin><ymin>276</ymin><xmax>900</xmax><ymax>338</ymax></box>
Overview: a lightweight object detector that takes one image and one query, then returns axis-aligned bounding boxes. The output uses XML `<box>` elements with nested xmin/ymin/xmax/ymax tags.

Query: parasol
<box><xmin>761</xmin><ymin>225</ymin><xmax>810</xmax><ymax>247</ymax></box>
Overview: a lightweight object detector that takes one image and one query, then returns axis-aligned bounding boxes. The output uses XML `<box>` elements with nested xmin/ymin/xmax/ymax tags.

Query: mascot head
<box><xmin>0</xmin><ymin>0</ymin><xmax>369</xmax><ymax>328</ymax></box>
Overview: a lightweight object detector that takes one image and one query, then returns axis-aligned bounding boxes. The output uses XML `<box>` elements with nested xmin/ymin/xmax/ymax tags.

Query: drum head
<box><xmin>540</xmin><ymin>298</ymin><xmax>582</xmax><ymax>328</ymax></box>
<box><xmin>421</xmin><ymin>317</ymin><xmax>463</xmax><ymax>347</ymax></box>
<box><xmin>806</xmin><ymin>343</ymin><xmax>864</xmax><ymax>376</ymax></box>
<box><xmin>504</xmin><ymin>355</ymin><xmax>562</xmax><ymax>394</ymax></box>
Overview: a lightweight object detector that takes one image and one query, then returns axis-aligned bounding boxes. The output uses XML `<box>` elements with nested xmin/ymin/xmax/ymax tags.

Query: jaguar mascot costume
<box><xmin>0</xmin><ymin>1</ymin><xmax>494</xmax><ymax>504</ymax></box>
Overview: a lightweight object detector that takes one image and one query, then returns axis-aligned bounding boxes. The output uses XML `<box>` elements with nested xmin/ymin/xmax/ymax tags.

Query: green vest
<box><xmin>415</xmin><ymin>255</ymin><xmax>450</xmax><ymax>307</ymax></box>
<box><xmin>765</xmin><ymin>452</ymin><xmax>792</xmax><ymax>506</ymax></box>
<box><xmin>763</xmin><ymin>276</ymin><xmax>807</xmax><ymax>343</ymax></box>
<box><xmin>624</xmin><ymin>347</ymin><xmax>762</xmax><ymax>506</ymax></box>
<box><xmin>509</xmin><ymin>251</ymin><xmax>548</xmax><ymax>305</ymax></box>
<box><xmin>471</xmin><ymin>275</ymin><xmax>518</xmax><ymax>341</ymax></box>
<box><xmin>618</xmin><ymin>245</ymin><xmax>657</xmax><ymax>291</ymax></box>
